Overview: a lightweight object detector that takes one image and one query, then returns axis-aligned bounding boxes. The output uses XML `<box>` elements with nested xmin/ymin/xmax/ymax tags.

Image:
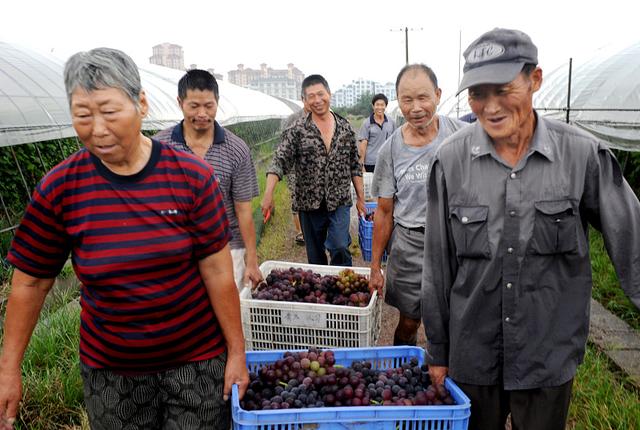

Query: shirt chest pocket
<box><xmin>528</xmin><ymin>199</ymin><xmax>578</xmax><ymax>255</ymax></box>
<box><xmin>299</xmin><ymin>141</ymin><xmax>317</xmax><ymax>156</ymax></box>
<box><xmin>450</xmin><ymin>206</ymin><xmax>491</xmax><ymax>259</ymax></box>
<box><xmin>368</xmin><ymin>126</ymin><xmax>381</xmax><ymax>140</ymax></box>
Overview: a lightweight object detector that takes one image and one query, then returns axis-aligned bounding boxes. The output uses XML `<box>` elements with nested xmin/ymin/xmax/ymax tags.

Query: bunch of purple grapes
<box><xmin>252</xmin><ymin>268</ymin><xmax>371</xmax><ymax>307</ymax></box>
<box><xmin>240</xmin><ymin>348</ymin><xmax>455</xmax><ymax>411</ymax></box>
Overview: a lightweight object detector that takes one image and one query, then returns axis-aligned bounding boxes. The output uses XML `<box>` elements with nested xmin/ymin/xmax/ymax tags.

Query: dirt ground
<box><xmin>269</xmin><ymin>208</ymin><xmax>428</xmax><ymax>349</ymax></box>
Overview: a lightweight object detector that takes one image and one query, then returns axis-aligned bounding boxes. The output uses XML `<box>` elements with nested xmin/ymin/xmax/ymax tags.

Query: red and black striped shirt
<box><xmin>8</xmin><ymin>139</ymin><xmax>231</xmax><ymax>372</ymax></box>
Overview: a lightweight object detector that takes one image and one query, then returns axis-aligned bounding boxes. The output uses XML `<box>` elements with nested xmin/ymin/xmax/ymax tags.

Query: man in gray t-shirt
<box><xmin>369</xmin><ymin>64</ymin><xmax>466</xmax><ymax>346</ymax></box>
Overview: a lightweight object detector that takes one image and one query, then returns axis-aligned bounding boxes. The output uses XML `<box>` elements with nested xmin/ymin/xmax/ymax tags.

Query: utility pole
<box><xmin>390</xmin><ymin>27</ymin><xmax>423</xmax><ymax>65</ymax></box>
<box><xmin>566</xmin><ymin>58</ymin><xmax>573</xmax><ymax>124</ymax></box>
<box><xmin>456</xmin><ymin>30</ymin><xmax>462</xmax><ymax>118</ymax></box>
<box><xmin>404</xmin><ymin>27</ymin><xmax>409</xmax><ymax>64</ymax></box>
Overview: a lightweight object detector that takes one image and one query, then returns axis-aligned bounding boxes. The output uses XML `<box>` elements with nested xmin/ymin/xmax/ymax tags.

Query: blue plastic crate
<box><xmin>359</xmin><ymin>202</ymin><xmax>387</xmax><ymax>263</ymax></box>
<box><xmin>232</xmin><ymin>346</ymin><xmax>470</xmax><ymax>430</ymax></box>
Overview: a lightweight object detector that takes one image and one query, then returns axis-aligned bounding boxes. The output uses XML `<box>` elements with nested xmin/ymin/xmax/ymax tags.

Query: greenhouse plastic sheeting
<box><xmin>535</xmin><ymin>41</ymin><xmax>640</xmax><ymax>151</ymax></box>
<box><xmin>439</xmin><ymin>40</ymin><xmax>640</xmax><ymax>151</ymax></box>
<box><xmin>0</xmin><ymin>42</ymin><xmax>73</xmax><ymax>146</ymax></box>
<box><xmin>140</xmin><ymin>64</ymin><xmax>297</xmax><ymax>126</ymax></box>
<box><xmin>0</xmin><ymin>41</ymin><xmax>296</xmax><ymax>147</ymax></box>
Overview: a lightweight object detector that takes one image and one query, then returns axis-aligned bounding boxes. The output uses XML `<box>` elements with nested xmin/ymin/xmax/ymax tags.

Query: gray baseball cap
<box><xmin>457</xmin><ymin>28</ymin><xmax>538</xmax><ymax>95</ymax></box>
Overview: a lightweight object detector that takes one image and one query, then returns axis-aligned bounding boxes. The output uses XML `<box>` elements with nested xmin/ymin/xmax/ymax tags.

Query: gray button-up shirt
<box><xmin>422</xmin><ymin>113</ymin><xmax>640</xmax><ymax>390</ymax></box>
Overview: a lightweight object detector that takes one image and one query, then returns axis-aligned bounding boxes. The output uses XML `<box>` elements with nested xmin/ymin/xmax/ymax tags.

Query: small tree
<box><xmin>348</xmin><ymin>92</ymin><xmax>374</xmax><ymax>117</ymax></box>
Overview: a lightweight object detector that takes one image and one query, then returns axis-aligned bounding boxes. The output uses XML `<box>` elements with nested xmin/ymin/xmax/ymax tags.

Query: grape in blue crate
<box><xmin>232</xmin><ymin>346</ymin><xmax>471</xmax><ymax>429</ymax></box>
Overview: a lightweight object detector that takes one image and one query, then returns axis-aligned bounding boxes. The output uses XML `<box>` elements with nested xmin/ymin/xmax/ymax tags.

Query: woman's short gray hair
<box><xmin>64</xmin><ymin>47</ymin><xmax>142</xmax><ymax>107</ymax></box>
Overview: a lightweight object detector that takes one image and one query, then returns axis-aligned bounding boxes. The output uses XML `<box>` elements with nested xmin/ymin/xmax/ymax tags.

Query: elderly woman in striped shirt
<box><xmin>0</xmin><ymin>47</ymin><xmax>248</xmax><ymax>430</ymax></box>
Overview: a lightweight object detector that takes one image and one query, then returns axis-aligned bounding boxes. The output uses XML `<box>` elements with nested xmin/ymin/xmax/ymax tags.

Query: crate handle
<box><xmin>231</xmin><ymin>384</ymin><xmax>240</xmax><ymax>407</ymax></box>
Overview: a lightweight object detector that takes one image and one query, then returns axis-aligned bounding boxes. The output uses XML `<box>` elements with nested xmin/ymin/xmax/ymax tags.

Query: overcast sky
<box><xmin>3</xmin><ymin>0</ymin><xmax>638</xmax><ymax>100</ymax></box>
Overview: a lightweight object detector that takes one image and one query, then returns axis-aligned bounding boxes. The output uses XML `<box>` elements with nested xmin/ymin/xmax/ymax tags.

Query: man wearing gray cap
<box><xmin>421</xmin><ymin>28</ymin><xmax>640</xmax><ymax>429</ymax></box>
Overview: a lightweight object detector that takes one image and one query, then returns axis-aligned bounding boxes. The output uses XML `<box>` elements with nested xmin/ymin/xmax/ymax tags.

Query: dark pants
<box><xmin>456</xmin><ymin>379</ymin><xmax>573</xmax><ymax>430</ymax></box>
<box><xmin>81</xmin><ymin>355</ymin><xmax>229</xmax><ymax>430</ymax></box>
<box><xmin>299</xmin><ymin>202</ymin><xmax>352</xmax><ymax>266</ymax></box>
<box><xmin>364</xmin><ymin>164</ymin><xmax>375</xmax><ymax>173</ymax></box>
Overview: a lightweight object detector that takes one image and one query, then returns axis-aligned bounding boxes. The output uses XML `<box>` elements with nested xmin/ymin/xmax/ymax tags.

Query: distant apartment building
<box><xmin>187</xmin><ymin>64</ymin><xmax>223</xmax><ymax>81</ymax></box>
<box><xmin>228</xmin><ymin>63</ymin><xmax>304</xmax><ymax>100</ymax></box>
<box><xmin>150</xmin><ymin>43</ymin><xmax>185</xmax><ymax>70</ymax></box>
<box><xmin>208</xmin><ymin>68</ymin><xmax>224</xmax><ymax>81</ymax></box>
<box><xmin>331</xmin><ymin>78</ymin><xmax>397</xmax><ymax>108</ymax></box>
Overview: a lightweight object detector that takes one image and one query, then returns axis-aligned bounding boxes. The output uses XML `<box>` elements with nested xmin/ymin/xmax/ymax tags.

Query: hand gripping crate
<box><xmin>350</xmin><ymin>171</ymin><xmax>374</xmax><ymax>202</ymax></box>
<box><xmin>240</xmin><ymin>261</ymin><xmax>381</xmax><ymax>351</ymax></box>
<box><xmin>359</xmin><ymin>201</ymin><xmax>387</xmax><ymax>263</ymax></box>
<box><xmin>232</xmin><ymin>346</ymin><xmax>471</xmax><ymax>430</ymax></box>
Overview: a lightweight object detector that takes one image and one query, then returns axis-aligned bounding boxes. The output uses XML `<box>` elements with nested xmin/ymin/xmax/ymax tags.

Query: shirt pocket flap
<box><xmin>450</xmin><ymin>206</ymin><xmax>489</xmax><ymax>224</ymax></box>
<box><xmin>533</xmin><ymin>200</ymin><xmax>574</xmax><ymax>216</ymax></box>
<box><xmin>449</xmin><ymin>205</ymin><xmax>491</xmax><ymax>259</ymax></box>
<box><xmin>529</xmin><ymin>199</ymin><xmax>578</xmax><ymax>255</ymax></box>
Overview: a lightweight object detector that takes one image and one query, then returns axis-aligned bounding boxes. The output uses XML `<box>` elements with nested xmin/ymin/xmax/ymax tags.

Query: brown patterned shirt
<box><xmin>268</xmin><ymin>112</ymin><xmax>362</xmax><ymax>212</ymax></box>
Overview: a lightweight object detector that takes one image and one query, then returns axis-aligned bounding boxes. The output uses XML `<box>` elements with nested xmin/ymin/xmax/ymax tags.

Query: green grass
<box><xmin>58</xmin><ymin>260</ymin><xmax>75</xmax><ymax>280</ymax></box>
<box><xmin>15</xmin><ymin>303</ymin><xmax>84</xmax><ymax>429</ymax></box>
<box><xmin>568</xmin><ymin>344</ymin><xmax>640</xmax><ymax>429</ymax></box>
<box><xmin>589</xmin><ymin>228</ymin><xmax>640</xmax><ymax>330</ymax></box>
<box><xmin>0</xmin><ymin>272</ymin><xmax>80</xmax><ymax>340</ymax></box>
<box><xmin>255</xmin><ymin>169</ymin><xmax>306</xmax><ymax>262</ymax></box>
<box><xmin>0</xmin><ymin>266</ymin><xmax>83</xmax><ymax>428</ymax></box>
<box><xmin>348</xmin><ymin>115</ymin><xmax>365</xmax><ymax>132</ymax></box>
<box><xmin>253</xmin><ymin>136</ymin><xmax>279</xmax><ymax>165</ymax></box>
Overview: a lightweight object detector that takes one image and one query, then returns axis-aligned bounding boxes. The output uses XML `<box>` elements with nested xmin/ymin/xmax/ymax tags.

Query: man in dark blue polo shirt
<box><xmin>154</xmin><ymin>70</ymin><xmax>262</xmax><ymax>291</ymax></box>
<box><xmin>357</xmin><ymin>93</ymin><xmax>396</xmax><ymax>172</ymax></box>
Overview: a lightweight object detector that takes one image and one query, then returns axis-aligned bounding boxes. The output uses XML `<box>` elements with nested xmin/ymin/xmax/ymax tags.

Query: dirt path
<box><xmin>259</xmin><ymin>206</ymin><xmax>427</xmax><ymax>349</ymax></box>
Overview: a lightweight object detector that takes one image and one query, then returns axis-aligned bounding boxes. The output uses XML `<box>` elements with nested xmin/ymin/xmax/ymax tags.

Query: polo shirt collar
<box><xmin>369</xmin><ymin>113</ymin><xmax>388</xmax><ymax>124</ymax></box>
<box><xmin>470</xmin><ymin>110</ymin><xmax>554</xmax><ymax>163</ymax></box>
<box><xmin>171</xmin><ymin>120</ymin><xmax>226</xmax><ymax>145</ymax></box>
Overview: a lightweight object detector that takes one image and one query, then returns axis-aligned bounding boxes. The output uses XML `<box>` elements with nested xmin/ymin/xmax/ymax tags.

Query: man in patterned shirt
<box><xmin>154</xmin><ymin>70</ymin><xmax>262</xmax><ymax>291</ymax></box>
<box><xmin>280</xmin><ymin>99</ymin><xmax>310</xmax><ymax>246</ymax></box>
<box><xmin>262</xmin><ymin>74</ymin><xmax>365</xmax><ymax>266</ymax></box>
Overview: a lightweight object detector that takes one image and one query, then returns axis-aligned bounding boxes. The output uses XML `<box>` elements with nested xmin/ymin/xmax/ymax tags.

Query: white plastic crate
<box><xmin>241</xmin><ymin>261</ymin><xmax>381</xmax><ymax>351</ymax></box>
<box><xmin>350</xmin><ymin>171</ymin><xmax>374</xmax><ymax>202</ymax></box>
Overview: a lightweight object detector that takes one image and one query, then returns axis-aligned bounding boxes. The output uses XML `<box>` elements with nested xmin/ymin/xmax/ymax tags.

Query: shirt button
<box><xmin>505</xmin><ymin>317</ymin><xmax>510</xmax><ymax>322</ymax></box>
<box><xmin>510</xmin><ymin>172</ymin><xmax>517</xmax><ymax>179</ymax></box>
<box><xmin>509</xmin><ymin>210</ymin><xmax>516</xmax><ymax>217</ymax></box>
<box><xmin>507</xmin><ymin>247</ymin><xmax>514</xmax><ymax>254</ymax></box>
<box><xmin>461</xmin><ymin>216</ymin><xmax>469</xmax><ymax>223</ymax></box>
<box><xmin>506</xmin><ymin>282</ymin><xmax>513</xmax><ymax>289</ymax></box>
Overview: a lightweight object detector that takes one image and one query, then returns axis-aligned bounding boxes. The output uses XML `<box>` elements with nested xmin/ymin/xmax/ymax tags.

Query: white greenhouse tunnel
<box><xmin>0</xmin><ymin>41</ymin><xmax>298</xmax><ymax>147</ymax></box>
<box><xmin>437</xmin><ymin>40</ymin><xmax>640</xmax><ymax>151</ymax></box>
<box><xmin>2</xmin><ymin>40</ymin><xmax>639</xmax><ymax>150</ymax></box>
